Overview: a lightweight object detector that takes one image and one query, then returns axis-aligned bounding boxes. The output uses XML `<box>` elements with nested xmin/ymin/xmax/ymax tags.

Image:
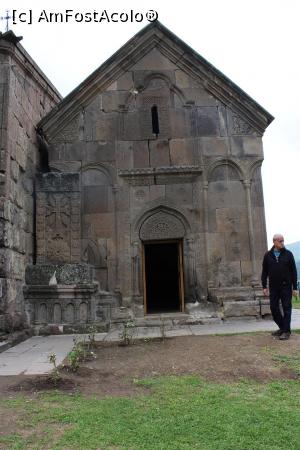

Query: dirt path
<box><xmin>0</xmin><ymin>332</ymin><xmax>299</xmax><ymax>399</ymax></box>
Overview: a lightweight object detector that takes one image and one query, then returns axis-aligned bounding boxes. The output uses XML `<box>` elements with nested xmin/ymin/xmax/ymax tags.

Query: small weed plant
<box><xmin>68</xmin><ymin>337</ymin><xmax>96</xmax><ymax>372</ymax></box>
<box><xmin>48</xmin><ymin>353</ymin><xmax>61</xmax><ymax>386</ymax></box>
<box><xmin>119</xmin><ymin>320</ymin><xmax>135</xmax><ymax>346</ymax></box>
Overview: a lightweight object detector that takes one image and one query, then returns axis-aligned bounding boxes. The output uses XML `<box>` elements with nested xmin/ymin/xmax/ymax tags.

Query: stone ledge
<box><xmin>25</xmin><ymin>264</ymin><xmax>94</xmax><ymax>285</ymax></box>
<box><xmin>23</xmin><ymin>284</ymin><xmax>98</xmax><ymax>296</ymax></box>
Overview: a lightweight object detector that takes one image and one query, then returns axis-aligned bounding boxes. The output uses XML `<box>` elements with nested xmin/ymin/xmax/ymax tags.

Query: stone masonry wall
<box><xmin>44</xmin><ymin>47</ymin><xmax>268</xmax><ymax>313</ymax></box>
<box><xmin>0</xmin><ymin>32</ymin><xmax>60</xmax><ymax>331</ymax></box>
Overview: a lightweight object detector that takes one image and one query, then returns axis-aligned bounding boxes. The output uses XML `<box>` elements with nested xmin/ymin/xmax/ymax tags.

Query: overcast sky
<box><xmin>3</xmin><ymin>0</ymin><xmax>300</xmax><ymax>247</ymax></box>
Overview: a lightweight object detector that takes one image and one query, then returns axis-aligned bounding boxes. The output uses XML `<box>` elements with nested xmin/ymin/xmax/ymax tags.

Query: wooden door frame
<box><xmin>142</xmin><ymin>239</ymin><xmax>185</xmax><ymax>314</ymax></box>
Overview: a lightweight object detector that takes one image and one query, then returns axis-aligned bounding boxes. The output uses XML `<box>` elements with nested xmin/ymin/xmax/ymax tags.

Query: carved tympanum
<box><xmin>139</xmin><ymin>211</ymin><xmax>185</xmax><ymax>240</ymax></box>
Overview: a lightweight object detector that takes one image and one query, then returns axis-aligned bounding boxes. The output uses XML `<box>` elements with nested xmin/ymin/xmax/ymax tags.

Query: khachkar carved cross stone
<box><xmin>36</xmin><ymin>173</ymin><xmax>81</xmax><ymax>264</ymax></box>
<box><xmin>45</xmin><ymin>194</ymin><xmax>72</xmax><ymax>262</ymax></box>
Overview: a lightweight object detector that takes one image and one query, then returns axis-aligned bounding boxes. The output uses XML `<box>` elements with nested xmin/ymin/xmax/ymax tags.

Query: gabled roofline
<box><xmin>38</xmin><ymin>20</ymin><xmax>274</xmax><ymax>139</ymax></box>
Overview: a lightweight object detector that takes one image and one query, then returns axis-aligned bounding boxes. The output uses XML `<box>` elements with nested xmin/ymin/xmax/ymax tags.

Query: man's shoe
<box><xmin>271</xmin><ymin>329</ymin><xmax>283</xmax><ymax>337</ymax></box>
<box><xmin>279</xmin><ymin>332</ymin><xmax>291</xmax><ymax>340</ymax></box>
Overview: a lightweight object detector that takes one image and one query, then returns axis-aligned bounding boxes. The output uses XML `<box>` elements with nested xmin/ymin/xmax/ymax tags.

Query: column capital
<box><xmin>243</xmin><ymin>179</ymin><xmax>252</xmax><ymax>189</ymax></box>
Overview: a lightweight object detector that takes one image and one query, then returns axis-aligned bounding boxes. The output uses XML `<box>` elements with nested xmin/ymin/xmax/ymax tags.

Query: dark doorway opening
<box><xmin>144</xmin><ymin>241</ymin><xmax>183</xmax><ymax>314</ymax></box>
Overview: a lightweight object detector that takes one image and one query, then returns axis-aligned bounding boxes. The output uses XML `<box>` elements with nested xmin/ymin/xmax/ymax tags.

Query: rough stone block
<box><xmin>15</xmin><ymin>144</ymin><xmax>26</xmax><ymax>170</ymax></box>
<box><xmin>61</xmin><ymin>142</ymin><xmax>85</xmax><ymax>161</ymax></box>
<box><xmin>131</xmin><ymin>48</ymin><xmax>177</xmax><ymax>71</ymax></box>
<box><xmin>166</xmin><ymin>183</ymin><xmax>193</xmax><ymax>205</ymax></box>
<box><xmin>223</xmin><ymin>300</ymin><xmax>260</xmax><ymax>317</ymax></box>
<box><xmin>243</xmin><ymin>137</ymin><xmax>263</xmax><ymax>156</ymax></box>
<box><xmin>49</xmin><ymin>161</ymin><xmax>82</xmax><ymax>172</ymax></box>
<box><xmin>174</xmin><ymin>70</ymin><xmax>199</xmax><ymax>88</ymax></box>
<box><xmin>85</xmin><ymin>141</ymin><xmax>115</xmax><ymax>162</ymax></box>
<box><xmin>169</xmin><ymin>138</ymin><xmax>195</xmax><ymax>165</ymax></box>
<box><xmin>169</xmin><ymin>108</ymin><xmax>188</xmax><ymax>139</ymax></box>
<box><xmin>130</xmin><ymin>186</ymin><xmax>150</xmax><ymax>208</ymax></box>
<box><xmin>121</xmin><ymin>112</ymin><xmax>142</xmax><ymax>140</ymax></box>
<box><xmin>10</xmin><ymin>159</ymin><xmax>19</xmax><ymax>181</ymax></box>
<box><xmin>117</xmin><ymin>72</ymin><xmax>133</xmax><ymax>90</ymax></box>
<box><xmin>201</xmin><ymin>137</ymin><xmax>229</xmax><ymax>156</ymax></box>
<box><xmin>208</xmin><ymin>182</ymin><xmax>245</xmax><ymax>208</ymax></box>
<box><xmin>36</xmin><ymin>173</ymin><xmax>80</xmax><ymax>192</ymax></box>
<box><xmin>83</xmin><ymin>185</ymin><xmax>109</xmax><ymax>213</ymax></box>
<box><xmin>133</xmin><ymin>141</ymin><xmax>149</xmax><ymax>168</ymax></box>
<box><xmin>116</xmin><ymin>141</ymin><xmax>133</xmax><ymax>169</ymax></box>
<box><xmin>216</xmin><ymin>262</ymin><xmax>242</xmax><ymax>287</ymax></box>
<box><xmin>189</xmin><ymin>107</ymin><xmax>219</xmax><ymax>137</ymax></box>
<box><xmin>182</xmin><ymin>88</ymin><xmax>217</xmax><ymax>106</ymax></box>
<box><xmin>216</xmin><ymin>208</ymin><xmax>248</xmax><ymax>233</ymax></box>
<box><xmin>149</xmin><ymin>139</ymin><xmax>170</xmax><ymax>167</ymax></box>
<box><xmin>91</xmin><ymin>213</ymin><xmax>115</xmax><ymax>239</ymax></box>
<box><xmin>102</xmin><ymin>91</ymin><xmax>128</xmax><ymax>112</ymax></box>
<box><xmin>149</xmin><ymin>185</ymin><xmax>165</xmax><ymax>201</ymax></box>
<box><xmin>95</xmin><ymin>113</ymin><xmax>118</xmax><ymax>141</ymax></box>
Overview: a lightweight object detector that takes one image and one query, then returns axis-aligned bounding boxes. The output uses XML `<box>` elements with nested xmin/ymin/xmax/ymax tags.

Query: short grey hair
<box><xmin>273</xmin><ymin>233</ymin><xmax>284</xmax><ymax>241</ymax></box>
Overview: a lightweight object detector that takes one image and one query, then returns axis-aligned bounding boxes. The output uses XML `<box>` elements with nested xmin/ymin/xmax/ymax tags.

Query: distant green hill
<box><xmin>296</xmin><ymin>261</ymin><xmax>300</xmax><ymax>282</ymax></box>
<box><xmin>286</xmin><ymin>241</ymin><xmax>300</xmax><ymax>281</ymax></box>
<box><xmin>286</xmin><ymin>241</ymin><xmax>300</xmax><ymax>261</ymax></box>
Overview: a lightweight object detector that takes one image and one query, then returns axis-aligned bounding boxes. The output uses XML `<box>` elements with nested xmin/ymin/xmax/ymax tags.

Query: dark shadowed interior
<box><xmin>144</xmin><ymin>241</ymin><xmax>181</xmax><ymax>313</ymax></box>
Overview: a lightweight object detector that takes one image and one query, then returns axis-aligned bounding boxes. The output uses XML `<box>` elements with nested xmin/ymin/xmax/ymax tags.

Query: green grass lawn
<box><xmin>293</xmin><ymin>295</ymin><xmax>300</xmax><ymax>309</ymax></box>
<box><xmin>1</xmin><ymin>376</ymin><xmax>300</xmax><ymax>450</ymax></box>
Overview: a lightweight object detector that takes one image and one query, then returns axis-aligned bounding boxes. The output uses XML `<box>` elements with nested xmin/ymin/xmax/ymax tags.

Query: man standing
<box><xmin>261</xmin><ymin>234</ymin><xmax>298</xmax><ymax>340</ymax></box>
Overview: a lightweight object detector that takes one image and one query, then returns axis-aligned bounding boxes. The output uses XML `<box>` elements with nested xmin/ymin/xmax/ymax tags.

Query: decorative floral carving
<box><xmin>231</xmin><ymin>112</ymin><xmax>253</xmax><ymax>135</ymax></box>
<box><xmin>50</xmin><ymin>116</ymin><xmax>79</xmax><ymax>143</ymax></box>
<box><xmin>140</xmin><ymin>211</ymin><xmax>185</xmax><ymax>240</ymax></box>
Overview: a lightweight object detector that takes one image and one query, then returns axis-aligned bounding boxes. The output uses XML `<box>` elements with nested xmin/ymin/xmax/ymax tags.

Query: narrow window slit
<box><xmin>151</xmin><ymin>105</ymin><xmax>160</xmax><ymax>135</ymax></box>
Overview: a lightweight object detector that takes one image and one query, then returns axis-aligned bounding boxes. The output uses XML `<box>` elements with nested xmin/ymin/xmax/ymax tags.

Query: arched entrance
<box><xmin>139</xmin><ymin>210</ymin><xmax>186</xmax><ymax>314</ymax></box>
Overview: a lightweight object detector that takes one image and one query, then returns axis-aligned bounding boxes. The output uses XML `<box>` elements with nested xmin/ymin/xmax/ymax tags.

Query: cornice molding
<box><xmin>0</xmin><ymin>32</ymin><xmax>61</xmax><ymax>103</ymax></box>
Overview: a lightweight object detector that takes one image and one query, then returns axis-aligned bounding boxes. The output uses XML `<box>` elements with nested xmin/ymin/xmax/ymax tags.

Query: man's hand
<box><xmin>293</xmin><ymin>290</ymin><xmax>299</xmax><ymax>298</ymax></box>
<box><xmin>263</xmin><ymin>288</ymin><xmax>269</xmax><ymax>297</ymax></box>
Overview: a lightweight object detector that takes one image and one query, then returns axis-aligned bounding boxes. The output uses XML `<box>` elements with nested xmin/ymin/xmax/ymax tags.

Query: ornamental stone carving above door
<box><xmin>139</xmin><ymin>211</ymin><xmax>186</xmax><ymax>241</ymax></box>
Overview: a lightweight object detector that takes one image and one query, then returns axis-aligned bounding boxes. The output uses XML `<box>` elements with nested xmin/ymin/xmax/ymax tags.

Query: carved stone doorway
<box><xmin>143</xmin><ymin>240</ymin><xmax>184</xmax><ymax>314</ymax></box>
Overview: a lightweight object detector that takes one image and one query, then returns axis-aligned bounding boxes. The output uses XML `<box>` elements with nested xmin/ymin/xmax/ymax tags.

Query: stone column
<box><xmin>243</xmin><ymin>179</ymin><xmax>259</xmax><ymax>286</ymax></box>
<box><xmin>202</xmin><ymin>180</ymin><xmax>212</xmax><ymax>288</ymax></box>
<box><xmin>112</xmin><ymin>185</ymin><xmax>120</xmax><ymax>292</ymax></box>
<box><xmin>132</xmin><ymin>241</ymin><xmax>141</xmax><ymax>297</ymax></box>
<box><xmin>187</xmin><ymin>238</ymin><xmax>196</xmax><ymax>301</ymax></box>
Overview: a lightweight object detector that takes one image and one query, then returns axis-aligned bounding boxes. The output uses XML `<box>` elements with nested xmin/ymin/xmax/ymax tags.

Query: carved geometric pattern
<box><xmin>45</xmin><ymin>193</ymin><xmax>71</xmax><ymax>263</ymax></box>
<box><xmin>45</xmin><ymin>194</ymin><xmax>71</xmax><ymax>228</ymax></box>
<box><xmin>139</xmin><ymin>211</ymin><xmax>186</xmax><ymax>241</ymax></box>
<box><xmin>141</xmin><ymin>96</ymin><xmax>168</xmax><ymax>107</ymax></box>
<box><xmin>231</xmin><ymin>112</ymin><xmax>253</xmax><ymax>135</ymax></box>
<box><xmin>36</xmin><ymin>175</ymin><xmax>81</xmax><ymax>264</ymax></box>
<box><xmin>50</xmin><ymin>116</ymin><xmax>79</xmax><ymax>143</ymax></box>
<box><xmin>118</xmin><ymin>166</ymin><xmax>202</xmax><ymax>186</ymax></box>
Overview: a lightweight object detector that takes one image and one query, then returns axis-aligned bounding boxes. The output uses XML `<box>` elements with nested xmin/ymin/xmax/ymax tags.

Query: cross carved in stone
<box><xmin>45</xmin><ymin>194</ymin><xmax>71</xmax><ymax>229</ymax></box>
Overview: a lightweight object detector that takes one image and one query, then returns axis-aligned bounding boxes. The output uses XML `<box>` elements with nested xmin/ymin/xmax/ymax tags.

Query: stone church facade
<box><xmin>0</xmin><ymin>22</ymin><xmax>274</xmax><ymax>333</ymax></box>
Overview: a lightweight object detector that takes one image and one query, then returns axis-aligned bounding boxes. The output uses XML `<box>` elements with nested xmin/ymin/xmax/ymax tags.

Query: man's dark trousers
<box><xmin>269</xmin><ymin>285</ymin><xmax>292</xmax><ymax>333</ymax></box>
